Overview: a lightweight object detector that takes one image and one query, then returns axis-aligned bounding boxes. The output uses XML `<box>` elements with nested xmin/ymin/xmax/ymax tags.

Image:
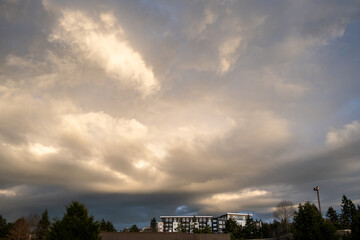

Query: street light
<box><xmin>313</xmin><ymin>186</ymin><xmax>321</xmax><ymax>215</ymax></box>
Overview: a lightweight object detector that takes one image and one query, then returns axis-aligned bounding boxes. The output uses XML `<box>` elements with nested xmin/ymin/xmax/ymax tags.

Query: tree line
<box><xmin>1</xmin><ymin>194</ymin><xmax>359</xmax><ymax>239</ymax></box>
<box><xmin>0</xmin><ymin>201</ymin><xmax>152</xmax><ymax>240</ymax></box>
<box><xmin>223</xmin><ymin>194</ymin><xmax>360</xmax><ymax>240</ymax></box>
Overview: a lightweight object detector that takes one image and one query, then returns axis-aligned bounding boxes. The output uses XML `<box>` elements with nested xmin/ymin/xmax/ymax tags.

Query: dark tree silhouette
<box><xmin>0</xmin><ymin>215</ymin><xmax>13</xmax><ymax>239</ymax></box>
<box><xmin>293</xmin><ymin>202</ymin><xmax>337</xmax><ymax>240</ymax></box>
<box><xmin>99</xmin><ymin>218</ymin><xmax>116</xmax><ymax>232</ymax></box>
<box><xmin>340</xmin><ymin>195</ymin><xmax>356</xmax><ymax>229</ymax></box>
<box><xmin>129</xmin><ymin>224</ymin><xmax>140</xmax><ymax>232</ymax></box>
<box><xmin>351</xmin><ymin>206</ymin><xmax>360</xmax><ymax>239</ymax></box>
<box><xmin>150</xmin><ymin>217</ymin><xmax>157</xmax><ymax>232</ymax></box>
<box><xmin>326</xmin><ymin>206</ymin><xmax>340</xmax><ymax>229</ymax></box>
<box><xmin>35</xmin><ymin>209</ymin><xmax>51</xmax><ymax>240</ymax></box>
<box><xmin>48</xmin><ymin>201</ymin><xmax>101</xmax><ymax>240</ymax></box>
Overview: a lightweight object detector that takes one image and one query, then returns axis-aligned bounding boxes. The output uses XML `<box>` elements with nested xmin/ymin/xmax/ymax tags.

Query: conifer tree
<box><xmin>35</xmin><ymin>209</ymin><xmax>51</xmax><ymax>240</ymax></box>
<box><xmin>351</xmin><ymin>206</ymin><xmax>360</xmax><ymax>239</ymax></box>
<box><xmin>99</xmin><ymin>219</ymin><xmax>116</xmax><ymax>232</ymax></box>
<box><xmin>48</xmin><ymin>201</ymin><xmax>100</xmax><ymax>240</ymax></box>
<box><xmin>129</xmin><ymin>224</ymin><xmax>140</xmax><ymax>232</ymax></box>
<box><xmin>293</xmin><ymin>202</ymin><xmax>337</xmax><ymax>240</ymax></box>
<box><xmin>340</xmin><ymin>195</ymin><xmax>356</xmax><ymax>229</ymax></box>
<box><xmin>0</xmin><ymin>215</ymin><xmax>13</xmax><ymax>240</ymax></box>
<box><xmin>326</xmin><ymin>206</ymin><xmax>340</xmax><ymax>229</ymax></box>
<box><xmin>150</xmin><ymin>217</ymin><xmax>157</xmax><ymax>232</ymax></box>
<box><xmin>175</xmin><ymin>219</ymin><xmax>186</xmax><ymax>232</ymax></box>
<box><xmin>244</xmin><ymin>216</ymin><xmax>258</xmax><ymax>239</ymax></box>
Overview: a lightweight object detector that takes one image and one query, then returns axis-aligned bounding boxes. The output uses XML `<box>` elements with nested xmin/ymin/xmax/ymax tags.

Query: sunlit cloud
<box><xmin>133</xmin><ymin>160</ymin><xmax>150</xmax><ymax>169</ymax></box>
<box><xmin>198</xmin><ymin>189</ymin><xmax>270</xmax><ymax>213</ymax></box>
<box><xmin>50</xmin><ymin>10</ymin><xmax>160</xmax><ymax>97</ymax></box>
<box><xmin>29</xmin><ymin>143</ymin><xmax>59</xmax><ymax>155</ymax></box>
<box><xmin>218</xmin><ymin>37</ymin><xmax>241</xmax><ymax>74</ymax></box>
<box><xmin>212</xmin><ymin>189</ymin><xmax>269</xmax><ymax>201</ymax></box>
<box><xmin>0</xmin><ymin>189</ymin><xmax>16</xmax><ymax>197</ymax></box>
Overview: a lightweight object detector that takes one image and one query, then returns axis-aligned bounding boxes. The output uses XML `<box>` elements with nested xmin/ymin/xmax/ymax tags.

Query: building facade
<box><xmin>159</xmin><ymin>216</ymin><xmax>215</xmax><ymax>233</ymax></box>
<box><xmin>158</xmin><ymin>213</ymin><xmax>252</xmax><ymax>233</ymax></box>
<box><xmin>216</xmin><ymin>213</ymin><xmax>252</xmax><ymax>233</ymax></box>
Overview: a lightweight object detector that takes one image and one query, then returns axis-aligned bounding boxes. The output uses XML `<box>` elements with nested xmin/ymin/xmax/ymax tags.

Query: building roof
<box><xmin>226</xmin><ymin>212</ymin><xmax>253</xmax><ymax>215</ymax></box>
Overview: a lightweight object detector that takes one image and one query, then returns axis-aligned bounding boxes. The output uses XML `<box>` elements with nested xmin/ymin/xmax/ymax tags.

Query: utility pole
<box><xmin>313</xmin><ymin>186</ymin><xmax>322</xmax><ymax>215</ymax></box>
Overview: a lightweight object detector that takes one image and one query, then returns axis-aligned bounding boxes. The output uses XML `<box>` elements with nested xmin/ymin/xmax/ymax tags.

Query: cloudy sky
<box><xmin>1</xmin><ymin>0</ymin><xmax>360</xmax><ymax>229</ymax></box>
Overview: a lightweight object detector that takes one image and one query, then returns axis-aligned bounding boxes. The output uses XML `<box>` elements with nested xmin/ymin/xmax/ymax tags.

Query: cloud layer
<box><xmin>1</xmin><ymin>0</ymin><xmax>360</xmax><ymax>228</ymax></box>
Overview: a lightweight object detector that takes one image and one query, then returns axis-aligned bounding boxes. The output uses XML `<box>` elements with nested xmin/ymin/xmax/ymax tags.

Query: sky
<box><xmin>1</xmin><ymin>0</ymin><xmax>360</xmax><ymax>230</ymax></box>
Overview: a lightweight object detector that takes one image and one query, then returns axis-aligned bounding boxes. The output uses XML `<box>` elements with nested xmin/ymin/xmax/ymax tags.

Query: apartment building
<box><xmin>159</xmin><ymin>216</ymin><xmax>215</xmax><ymax>233</ymax></box>
<box><xmin>158</xmin><ymin>212</ymin><xmax>252</xmax><ymax>233</ymax></box>
<box><xmin>217</xmin><ymin>213</ymin><xmax>252</xmax><ymax>233</ymax></box>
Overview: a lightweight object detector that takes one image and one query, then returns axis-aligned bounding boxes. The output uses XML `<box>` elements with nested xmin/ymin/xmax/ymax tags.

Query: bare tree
<box><xmin>26</xmin><ymin>213</ymin><xmax>40</xmax><ymax>238</ymax></box>
<box><xmin>273</xmin><ymin>200</ymin><xmax>295</xmax><ymax>233</ymax></box>
<box><xmin>7</xmin><ymin>217</ymin><xmax>31</xmax><ymax>240</ymax></box>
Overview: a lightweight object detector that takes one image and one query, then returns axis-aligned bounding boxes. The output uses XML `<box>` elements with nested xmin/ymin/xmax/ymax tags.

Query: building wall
<box><xmin>157</xmin><ymin>222</ymin><xmax>164</xmax><ymax>232</ymax></box>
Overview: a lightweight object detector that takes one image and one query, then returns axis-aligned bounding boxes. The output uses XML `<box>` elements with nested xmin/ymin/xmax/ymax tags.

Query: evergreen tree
<box><xmin>224</xmin><ymin>218</ymin><xmax>244</xmax><ymax>240</ymax></box>
<box><xmin>224</xmin><ymin>218</ymin><xmax>238</xmax><ymax>234</ymax></box>
<box><xmin>0</xmin><ymin>215</ymin><xmax>13</xmax><ymax>240</ymax></box>
<box><xmin>150</xmin><ymin>217</ymin><xmax>157</xmax><ymax>232</ymax></box>
<box><xmin>244</xmin><ymin>216</ymin><xmax>258</xmax><ymax>239</ymax></box>
<box><xmin>48</xmin><ymin>201</ymin><xmax>101</xmax><ymax>240</ymax></box>
<box><xmin>0</xmin><ymin>215</ymin><xmax>7</xmax><ymax>240</ymax></box>
<box><xmin>175</xmin><ymin>219</ymin><xmax>186</xmax><ymax>232</ymax></box>
<box><xmin>191</xmin><ymin>227</ymin><xmax>201</xmax><ymax>233</ymax></box>
<box><xmin>200</xmin><ymin>225</ymin><xmax>213</xmax><ymax>234</ymax></box>
<box><xmin>260</xmin><ymin>222</ymin><xmax>271</xmax><ymax>238</ymax></box>
<box><xmin>292</xmin><ymin>202</ymin><xmax>337</xmax><ymax>240</ymax></box>
<box><xmin>191</xmin><ymin>215</ymin><xmax>201</xmax><ymax>233</ymax></box>
<box><xmin>270</xmin><ymin>219</ymin><xmax>281</xmax><ymax>238</ymax></box>
<box><xmin>99</xmin><ymin>219</ymin><xmax>116</xmax><ymax>232</ymax></box>
<box><xmin>7</xmin><ymin>217</ymin><xmax>30</xmax><ymax>240</ymax></box>
<box><xmin>35</xmin><ymin>209</ymin><xmax>51</xmax><ymax>240</ymax></box>
<box><xmin>351</xmin><ymin>206</ymin><xmax>360</xmax><ymax>240</ymax></box>
<box><xmin>129</xmin><ymin>224</ymin><xmax>140</xmax><ymax>232</ymax></box>
<box><xmin>326</xmin><ymin>206</ymin><xmax>340</xmax><ymax>229</ymax></box>
<box><xmin>340</xmin><ymin>195</ymin><xmax>356</xmax><ymax>229</ymax></box>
